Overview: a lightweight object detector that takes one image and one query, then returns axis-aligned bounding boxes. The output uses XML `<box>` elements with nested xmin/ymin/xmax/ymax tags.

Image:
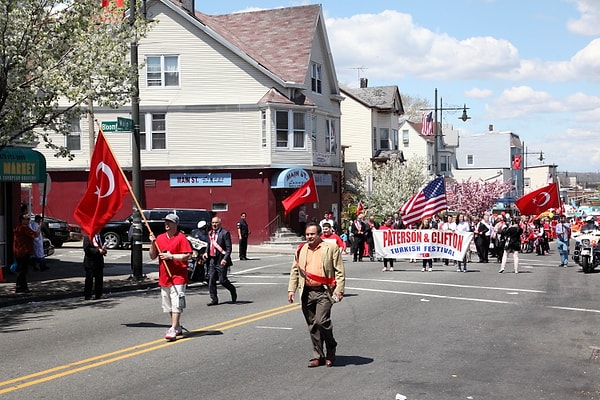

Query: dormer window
<box><xmin>311</xmin><ymin>62</ymin><xmax>322</xmax><ymax>94</ymax></box>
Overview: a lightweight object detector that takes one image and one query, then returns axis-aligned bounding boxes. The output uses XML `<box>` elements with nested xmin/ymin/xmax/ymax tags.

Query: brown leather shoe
<box><xmin>325</xmin><ymin>349</ymin><xmax>336</xmax><ymax>367</ymax></box>
<box><xmin>307</xmin><ymin>358</ymin><xmax>325</xmax><ymax>368</ymax></box>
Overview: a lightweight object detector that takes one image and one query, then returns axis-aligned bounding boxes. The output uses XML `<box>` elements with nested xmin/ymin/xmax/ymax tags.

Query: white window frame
<box><xmin>311</xmin><ymin>62</ymin><xmax>322</xmax><ymax>94</ymax></box>
<box><xmin>66</xmin><ymin>118</ymin><xmax>82</xmax><ymax>152</ymax></box>
<box><xmin>326</xmin><ymin>119</ymin><xmax>336</xmax><ymax>154</ymax></box>
<box><xmin>260</xmin><ymin>110</ymin><xmax>267</xmax><ymax>148</ymax></box>
<box><xmin>146</xmin><ymin>55</ymin><xmax>180</xmax><ymax>88</ymax></box>
<box><xmin>275</xmin><ymin>110</ymin><xmax>306</xmax><ymax>150</ymax></box>
<box><xmin>392</xmin><ymin>129</ymin><xmax>398</xmax><ymax>150</ymax></box>
<box><xmin>379</xmin><ymin>128</ymin><xmax>390</xmax><ymax>150</ymax></box>
<box><xmin>466</xmin><ymin>154</ymin><xmax>474</xmax><ymax>166</ymax></box>
<box><xmin>402</xmin><ymin>129</ymin><xmax>409</xmax><ymax>146</ymax></box>
<box><xmin>140</xmin><ymin>113</ymin><xmax>167</xmax><ymax>151</ymax></box>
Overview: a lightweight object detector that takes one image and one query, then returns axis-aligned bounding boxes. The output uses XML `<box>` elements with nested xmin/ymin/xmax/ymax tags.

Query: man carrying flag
<box><xmin>282</xmin><ymin>176</ymin><xmax>319</xmax><ymax>215</ymax></box>
<box><xmin>74</xmin><ymin>130</ymin><xmax>129</xmax><ymax>238</ymax></box>
<box><xmin>400</xmin><ymin>176</ymin><xmax>447</xmax><ymax>227</ymax></box>
<box><xmin>514</xmin><ymin>183</ymin><xmax>560</xmax><ymax>216</ymax></box>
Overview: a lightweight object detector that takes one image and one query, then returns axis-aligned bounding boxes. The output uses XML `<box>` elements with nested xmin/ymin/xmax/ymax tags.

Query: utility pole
<box><xmin>130</xmin><ymin>0</ymin><xmax>143</xmax><ymax>281</ymax></box>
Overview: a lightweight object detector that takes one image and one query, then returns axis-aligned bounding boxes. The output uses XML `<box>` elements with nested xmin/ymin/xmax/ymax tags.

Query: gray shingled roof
<box><xmin>342</xmin><ymin>86</ymin><xmax>399</xmax><ymax>110</ymax></box>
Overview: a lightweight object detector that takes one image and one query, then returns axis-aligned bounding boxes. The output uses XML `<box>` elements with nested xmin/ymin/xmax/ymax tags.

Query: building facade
<box><xmin>32</xmin><ymin>1</ymin><xmax>343</xmax><ymax>242</ymax></box>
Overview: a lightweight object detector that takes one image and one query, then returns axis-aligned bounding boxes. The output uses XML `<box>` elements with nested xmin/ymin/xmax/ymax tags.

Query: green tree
<box><xmin>347</xmin><ymin>156</ymin><xmax>429</xmax><ymax>220</ymax></box>
<box><xmin>0</xmin><ymin>0</ymin><xmax>152</xmax><ymax>158</ymax></box>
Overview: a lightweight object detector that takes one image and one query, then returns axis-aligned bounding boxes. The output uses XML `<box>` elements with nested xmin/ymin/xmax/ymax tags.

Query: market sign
<box><xmin>0</xmin><ymin>147</ymin><xmax>46</xmax><ymax>182</ymax></box>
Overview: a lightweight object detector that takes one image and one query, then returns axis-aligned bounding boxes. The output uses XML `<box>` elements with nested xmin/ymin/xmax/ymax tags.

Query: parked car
<box><xmin>68</xmin><ymin>223</ymin><xmax>83</xmax><ymax>242</ymax></box>
<box><xmin>40</xmin><ymin>216</ymin><xmax>70</xmax><ymax>248</ymax></box>
<box><xmin>43</xmin><ymin>237</ymin><xmax>55</xmax><ymax>257</ymax></box>
<box><xmin>100</xmin><ymin>208</ymin><xmax>212</xmax><ymax>249</ymax></box>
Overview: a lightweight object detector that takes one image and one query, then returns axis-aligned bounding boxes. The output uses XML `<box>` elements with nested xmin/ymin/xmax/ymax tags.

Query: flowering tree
<box><xmin>446</xmin><ymin>178</ymin><xmax>514</xmax><ymax>217</ymax></box>
<box><xmin>0</xmin><ymin>1</ymin><xmax>153</xmax><ymax>158</ymax></box>
<box><xmin>347</xmin><ymin>156</ymin><xmax>429</xmax><ymax>220</ymax></box>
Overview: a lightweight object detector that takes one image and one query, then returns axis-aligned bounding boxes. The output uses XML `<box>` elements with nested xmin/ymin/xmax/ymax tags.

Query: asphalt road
<box><xmin>1</xmin><ymin>247</ymin><xmax>600</xmax><ymax>400</ymax></box>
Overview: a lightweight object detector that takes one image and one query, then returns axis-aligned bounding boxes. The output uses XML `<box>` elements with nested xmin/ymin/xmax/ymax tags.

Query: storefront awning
<box><xmin>0</xmin><ymin>147</ymin><xmax>47</xmax><ymax>183</ymax></box>
<box><xmin>271</xmin><ymin>167</ymin><xmax>310</xmax><ymax>188</ymax></box>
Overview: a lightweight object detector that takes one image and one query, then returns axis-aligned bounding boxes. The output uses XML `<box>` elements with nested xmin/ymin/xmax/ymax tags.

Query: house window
<box><xmin>260</xmin><ymin>110</ymin><xmax>267</xmax><ymax>148</ymax></box>
<box><xmin>379</xmin><ymin>128</ymin><xmax>390</xmax><ymax>150</ymax></box>
<box><xmin>311</xmin><ymin>63</ymin><xmax>322</xmax><ymax>94</ymax></box>
<box><xmin>402</xmin><ymin>129</ymin><xmax>409</xmax><ymax>146</ymax></box>
<box><xmin>466</xmin><ymin>154</ymin><xmax>474</xmax><ymax>166</ymax></box>
<box><xmin>140</xmin><ymin>113</ymin><xmax>167</xmax><ymax>150</ymax></box>
<box><xmin>146</xmin><ymin>55</ymin><xmax>180</xmax><ymax>87</ymax></box>
<box><xmin>440</xmin><ymin>155</ymin><xmax>449</xmax><ymax>172</ymax></box>
<box><xmin>212</xmin><ymin>203</ymin><xmax>228</xmax><ymax>212</ymax></box>
<box><xmin>67</xmin><ymin>118</ymin><xmax>81</xmax><ymax>151</ymax></box>
<box><xmin>392</xmin><ymin>129</ymin><xmax>398</xmax><ymax>150</ymax></box>
<box><xmin>326</xmin><ymin>119</ymin><xmax>336</xmax><ymax>153</ymax></box>
<box><xmin>524</xmin><ymin>177</ymin><xmax>531</xmax><ymax>188</ymax></box>
<box><xmin>275</xmin><ymin>110</ymin><xmax>305</xmax><ymax>149</ymax></box>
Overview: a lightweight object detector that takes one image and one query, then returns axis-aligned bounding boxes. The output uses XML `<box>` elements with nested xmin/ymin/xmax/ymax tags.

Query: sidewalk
<box><xmin>0</xmin><ymin>242</ymin><xmax>296</xmax><ymax>308</ymax></box>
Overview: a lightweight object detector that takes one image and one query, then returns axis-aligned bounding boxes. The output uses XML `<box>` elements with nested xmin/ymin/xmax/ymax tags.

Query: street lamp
<box><xmin>421</xmin><ymin>88</ymin><xmax>470</xmax><ymax>176</ymax></box>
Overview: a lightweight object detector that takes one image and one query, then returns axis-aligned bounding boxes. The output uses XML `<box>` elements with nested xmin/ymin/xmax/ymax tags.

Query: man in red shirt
<box><xmin>13</xmin><ymin>214</ymin><xmax>41</xmax><ymax>293</ymax></box>
<box><xmin>149</xmin><ymin>214</ymin><xmax>192</xmax><ymax>341</ymax></box>
<box><xmin>321</xmin><ymin>222</ymin><xmax>344</xmax><ymax>249</ymax></box>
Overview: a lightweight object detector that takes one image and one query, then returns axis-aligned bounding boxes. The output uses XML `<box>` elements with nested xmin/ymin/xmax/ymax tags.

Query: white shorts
<box><xmin>161</xmin><ymin>285</ymin><xmax>186</xmax><ymax>313</ymax></box>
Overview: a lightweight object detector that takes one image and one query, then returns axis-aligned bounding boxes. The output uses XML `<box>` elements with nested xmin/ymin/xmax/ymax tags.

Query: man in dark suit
<box><xmin>83</xmin><ymin>233</ymin><xmax>107</xmax><ymax>300</ymax></box>
<box><xmin>204</xmin><ymin>216</ymin><xmax>238</xmax><ymax>306</ymax></box>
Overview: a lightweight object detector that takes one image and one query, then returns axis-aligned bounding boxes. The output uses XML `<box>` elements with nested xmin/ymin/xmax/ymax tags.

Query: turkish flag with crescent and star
<box><xmin>514</xmin><ymin>183</ymin><xmax>560</xmax><ymax>216</ymax></box>
<box><xmin>282</xmin><ymin>176</ymin><xmax>319</xmax><ymax>215</ymax></box>
<box><xmin>74</xmin><ymin>130</ymin><xmax>129</xmax><ymax>238</ymax></box>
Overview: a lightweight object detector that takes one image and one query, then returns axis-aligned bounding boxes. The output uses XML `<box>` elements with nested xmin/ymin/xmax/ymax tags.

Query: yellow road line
<box><xmin>0</xmin><ymin>303</ymin><xmax>300</xmax><ymax>395</ymax></box>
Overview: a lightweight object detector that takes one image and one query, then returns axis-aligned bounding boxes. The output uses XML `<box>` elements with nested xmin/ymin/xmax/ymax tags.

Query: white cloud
<box><xmin>567</xmin><ymin>0</ymin><xmax>600</xmax><ymax>35</ymax></box>
<box><xmin>465</xmin><ymin>88</ymin><xmax>494</xmax><ymax>99</ymax></box>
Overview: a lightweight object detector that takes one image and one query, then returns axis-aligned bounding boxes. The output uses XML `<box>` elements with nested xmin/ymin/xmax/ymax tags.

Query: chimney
<box><xmin>181</xmin><ymin>0</ymin><xmax>194</xmax><ymax>15</ymax></box>
<box><xmin>488</xmin><ymin>124</ymin><xmax>494</xmax><ymax>132</ymax></box>
<box><xmin>360</xmin><ymin>78</ymin><xmax>368</xmax><ymax>88</ymax></box>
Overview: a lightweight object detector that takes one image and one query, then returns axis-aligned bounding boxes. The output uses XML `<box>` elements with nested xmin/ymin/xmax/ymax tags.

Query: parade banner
<box><xmin>373</xmin><ymin>229</ymin><xmax>473</xmax><ymax>261</ymax></box>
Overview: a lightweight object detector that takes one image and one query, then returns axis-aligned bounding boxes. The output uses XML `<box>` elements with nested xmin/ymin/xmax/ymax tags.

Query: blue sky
<box><xmin>196</xmin><ymin>0</ymin><xmax>600</xmax><ymax>173</ymax></box>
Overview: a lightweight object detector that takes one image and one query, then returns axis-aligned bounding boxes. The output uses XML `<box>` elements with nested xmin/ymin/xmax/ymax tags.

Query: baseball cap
<box><xmin>164</xmin><ymin>213</ymin><xmax>179</xmax><ymax>224</ymax></box>
<box><xmin>197</xmin><ymin>220</ymin><xmax>207</xmax><ymax>229</ymax></box>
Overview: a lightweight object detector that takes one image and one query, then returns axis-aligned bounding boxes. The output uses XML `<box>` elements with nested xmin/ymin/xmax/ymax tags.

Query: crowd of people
<box><xmin>314</xmin><ymin>208</ymin><xmax>600</xmax><ymax>275</ymax></box>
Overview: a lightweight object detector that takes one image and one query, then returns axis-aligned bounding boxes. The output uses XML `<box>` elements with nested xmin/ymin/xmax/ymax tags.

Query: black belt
<box><xmin>304</xmin><ymin>286</ymin><xmax>325</xmax><ymax>292</ymax></box>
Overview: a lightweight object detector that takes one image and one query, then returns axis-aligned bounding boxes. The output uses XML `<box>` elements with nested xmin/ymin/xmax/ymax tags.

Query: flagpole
<box><xmin>93</xmin><ymin>123</ymin><xmax>155</xmax><ymax>237</ymax></box>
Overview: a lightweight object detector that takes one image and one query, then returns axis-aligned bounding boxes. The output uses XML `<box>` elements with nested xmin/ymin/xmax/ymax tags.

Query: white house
<box><xmin>33</xmin><ymin>0</ymin><xmax>344</xmax><ymax>242</ymax></box>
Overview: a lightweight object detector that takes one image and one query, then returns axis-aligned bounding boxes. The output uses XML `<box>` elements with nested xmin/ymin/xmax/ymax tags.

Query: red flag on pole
<box><xmin>102</xmin><ymin>0</ymin><xmax>123</xmax><ymax>7</ymax></box>
<box><xmin>514</xmin><ymin>183</ymin><xmax>560</xmax><ymax>216</ymax></box>
<box><xmin>74</xmin><ymin>130</ymin><xmax>129</xmax><ymax>238</ymax></box>
<box><xmin>282</xmin><ymin>176</ymin><xmax>319</xmax><ymax>215</ymax></box>
<box><xmin>512</xmin><ymin>155</ymin><xmax>522</xmax><ymax>170</ymax></box>
<box><xmin>356</xmin><ymin>200</ymin><xmax>364</xmax><ymax>215</ymax></box>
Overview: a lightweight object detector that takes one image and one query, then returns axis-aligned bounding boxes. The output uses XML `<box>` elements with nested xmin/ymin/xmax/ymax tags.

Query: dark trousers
<box><xmin>239</xmin><ymin>236</ymin><xmax>248</xmax><ymax>259</ymax></box>
<box><xmin>84</xmin><ymin>265</ymin><xmax>104</xmax><ymax>299</ymax></box>
<box><xmin>207</xmin><ymin>260</ymin><xmax>237</xmax><ymax>303</ymax></box>
<box><xmin>15</xmin><ymin>256</ymin><xmax>29</xmax><ymax>291</ymax></box>
<box><xmin>476</xmin><ymin>236</ymin><xmax>490</xmax><ymax>262</ymax></box>
<box><xmin>301</xmin><ymin>288</ymin><xmax>337</xmax><ymax>359</ymax></box>
<box><xmin>352</xmin><ymin>237</ymin><xmax>365</xmax><ymax>261</ymax></box>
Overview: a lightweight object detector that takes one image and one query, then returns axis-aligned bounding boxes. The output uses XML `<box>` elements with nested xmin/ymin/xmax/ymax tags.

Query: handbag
<box><xmin>9</xmin><ymin>261</ymin><xmax>18</xmax><ymax>273</ymax></box>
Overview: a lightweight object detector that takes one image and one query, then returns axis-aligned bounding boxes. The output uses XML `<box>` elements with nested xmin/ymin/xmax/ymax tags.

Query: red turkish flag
<box><xmin>514</xmin><ymin>183</ymin><xmax>560</xmax><ymax>216</ymax></box>
<box><xmin>512</xmin><ymin>155</ymin><xmax>522</xmax><ymax>170</ymax></box>
<box><xmin>74</xmin><ymin>130</ymin><xmax>129</xmax><ymax>238</ymax></box>
<box><xmin>102</xmin><ymin>0</ymin><xmax>124</xmax><ymax>7</ymax></box>
<box><xmin>282</xmin><ymin>176</ymin><xmax>319</xmax><ymax>215</ymax></box>
<box><xmin>356</xmin><ymin>200</ymin><xmax>364</xmax><ymax>215</ymax></box>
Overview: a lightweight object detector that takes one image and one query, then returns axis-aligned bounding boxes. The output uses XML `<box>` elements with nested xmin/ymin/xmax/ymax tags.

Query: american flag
<box><xmin>421</xmin><ymin>112</ymin><xmax>433</xmax><ymax>136</ymax></box>
<box><xmin>400</xmin><ymin>176</ymin><xmax>447</xmax><ymax>226</ymax></box>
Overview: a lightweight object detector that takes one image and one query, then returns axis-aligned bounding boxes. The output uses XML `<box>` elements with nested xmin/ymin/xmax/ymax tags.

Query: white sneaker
<box><xmin>421</xmin><ymin>267</ymin><xmax>426</xmax><ymax>272</ymax></box>
<box><xmin>457</xmin><ymin>267</ymin><xmax>462</xmax><ymax>272</ymax></box>
<box><xmin>165</xmin><ymin>327</ymin><xmax>177</xmax><ymax>341</ymax></box>
<box><xmin>514</xmin><ymin>270</ymin><xmax>519</xmax><ymax>274</ymax></box>
<box><xmin>389</xmin><ymin>267</ymin><xmax>394</xmax><ymax>272</ymax></box>
<box><xmin>428</xmin><ymin>267</ymin><xmax>433</xmax><ymax>272</ymax></box>
<box><xmin>382</xmin><ymin>267</ymin><xmax>387</xmax><ymax>272</ymax></box>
